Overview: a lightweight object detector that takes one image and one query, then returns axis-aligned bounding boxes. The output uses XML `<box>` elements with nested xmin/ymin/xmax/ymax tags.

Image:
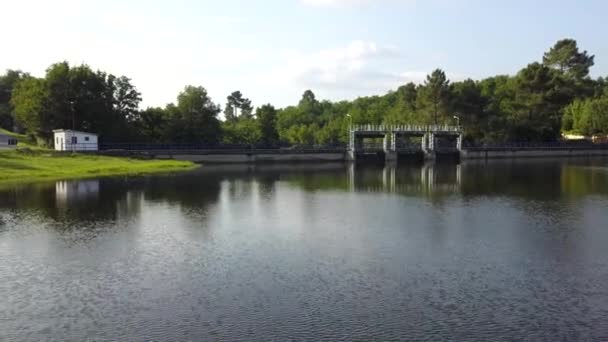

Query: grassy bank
<box><xmin>0</xmin><ymin>149</ymin><xmax>197</xmax><ymax>185</ymax></box>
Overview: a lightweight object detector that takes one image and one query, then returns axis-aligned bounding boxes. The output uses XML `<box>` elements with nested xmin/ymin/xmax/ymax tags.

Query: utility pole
<box><xmin>69</xmin><ymin>99</ymin><xmax>76</xmax><ymax>152</ymax></box>
<box><xmin>69</xmin><ymin>99</ymin><xmax>76</xmax><ymax>131</ymax></box>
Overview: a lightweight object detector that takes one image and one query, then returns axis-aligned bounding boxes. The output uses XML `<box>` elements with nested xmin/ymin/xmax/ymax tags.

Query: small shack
<box><xmin>0</xmin><ymin>132</ymin><xmax>18</xmax><ymax>150</ymax></box>
<box><xmin>53</xmin><ymin>130</ymin><xmax>98</xmax><ymax>151</ymax></box>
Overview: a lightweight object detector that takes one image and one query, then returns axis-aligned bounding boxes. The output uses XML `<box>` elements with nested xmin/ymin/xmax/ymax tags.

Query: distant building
<box><xmin>0</xmin><ymin>132</ymin><xmax>18</xmax><ymax>150</ymax></box>
<box><xmin>592</xmin><ymin>134</ymin><xmax>608</xmax><ymax>143</ymax></box>
<box><xmin>53</xmin><ymin>130</ymin><xmax>98</xmax><ymax>151</ymax></box>
<box><xmin>562</xmin><ymin>133</ymin><xmax>589</xmax><ymax>141</ymax></box>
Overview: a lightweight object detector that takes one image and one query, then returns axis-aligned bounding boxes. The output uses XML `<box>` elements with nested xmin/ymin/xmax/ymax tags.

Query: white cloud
<box><xmin>0</xmin><ymin>0</ymin><xmax>445</xmax><ymax>109</ymax></box>
<box><xmin>250</xmin><ymin>41</ymin><xmax>425</xmax><ymax>102</ymax></box>
<box><xmin>236</xmin><ymin>41</ymin><xmax>465</xmax><ymax>106</ymax></box>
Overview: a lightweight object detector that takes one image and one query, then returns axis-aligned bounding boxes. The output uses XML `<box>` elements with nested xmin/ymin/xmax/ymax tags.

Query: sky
<box><xmin>1</xmin><ymin>0</ymin><xmax>607</xmax><ymax>109</ymax></box>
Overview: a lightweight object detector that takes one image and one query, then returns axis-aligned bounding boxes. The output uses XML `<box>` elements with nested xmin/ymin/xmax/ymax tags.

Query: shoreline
<box><xmin>0</xmin><ymin>150</ymin><xmax>198</xmax><ymax>186</ymax></box>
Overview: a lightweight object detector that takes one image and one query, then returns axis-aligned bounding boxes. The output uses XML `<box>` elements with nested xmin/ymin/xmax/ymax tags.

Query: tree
<box><xmin>131</xmin><ymin>107</ymin><xmax>169</xmax><ymax>141</ymax></box>
<box><xmin>298</xmin><ymin>90</ymin><xmax>322</xmax><ymax>121</ymax></box>
<box><xmin>451</xmin><ymin>79</ymin><xmax>487</xmax><ymax>141</ymax></box>
<box><xmin>383</xmin><ymin>83</ymin><xmax>419</xmax><ymax>125</ymax></box>
<box><xmin>224</xmin><ymin>91</ymin><xmax>253</xmax><ymax>121</ymax></box>
<box><xmin>478</xmin><ymin>75</ymin><xmax>515</xmax><ymax>142</ymax></box>
<box><xmin>256</xmin><ymin>104</ymin><xmax>279</xmax><ymax>146</ymax></box>
<box><xmin>507</xmin><ymin>62</ymin><xmax>567</xmax><ymax>141</ymax></box>
<box><xmin>222</xmin><ymin>118</ymin><xmax>261</xmax><ymax>145</ymax></box>
<box><xmin>11</xmin><ymin>77</ymin><xmax>48</xmax><ymax>140</ymax></box>
<box><xmin>169</xmin><ymin>85</ymin><xmax>221</xmax><ymax>144</ymax></box>
<box><xmin>543</xmin><ymin>39</ymin><xmax>595</xmax><ymax>80</ymax></box>
<box><xmin>564</xmin><ymin>95</ymin><xmax>608</xmax><ymax>136</ymax></box>
<box><xmin>9</xmin><ymin>62</ymin><xmax>142</xmax><ymax>143</ymax></box>
<box><xmin>0</xmin><ymin>70</ymin><xmax>29</xmax><ymax>130</ymax></box>
<box><xmin>112</xmin><ymin>76</ymin><xmax>142</xmax><ymax>122</ymax></box>
<box><xmin>417</xmin><ymin>69</ymin><xmax>451</xmax><ymax>124</ymax></box>
<box><xmin>3</xmin><ymin>38</ymin><xmax>606</xmax><ymax>146</ymax></box>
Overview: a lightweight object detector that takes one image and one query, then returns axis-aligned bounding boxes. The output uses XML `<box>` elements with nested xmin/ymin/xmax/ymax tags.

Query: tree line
<box><xmin>1</xmin><ymin>39</ymin><xmax>607</xmax><ymax>147</ymax></box>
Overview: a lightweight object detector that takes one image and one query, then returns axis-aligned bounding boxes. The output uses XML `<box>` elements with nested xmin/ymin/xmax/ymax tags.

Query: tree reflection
<box><xmin>1</xmin><ymin>159</ymin><xmax>607</xmax><ymax>226</ymax></box>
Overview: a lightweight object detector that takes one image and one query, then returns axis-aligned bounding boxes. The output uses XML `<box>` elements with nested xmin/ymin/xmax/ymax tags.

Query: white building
<box><xmin>0</xmin><ymin>132</ymin><xmax>18</xmax><ymax>150</ymax></box>
<box><xmin>53</xmin><ymin>130</ymin><xmax>98</xmax><ymax>151</ymax></box>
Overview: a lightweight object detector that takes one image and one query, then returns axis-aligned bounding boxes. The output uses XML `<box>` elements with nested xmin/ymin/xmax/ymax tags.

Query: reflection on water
<box><xmin>345</xmin><ymin>163</ymin><xmax>462</xmax><ymax>194</ymax></box>
<box><xmin>1</xmin><ymin>159</ymin><xmax>608</xmax><ymax>341</ymax></box>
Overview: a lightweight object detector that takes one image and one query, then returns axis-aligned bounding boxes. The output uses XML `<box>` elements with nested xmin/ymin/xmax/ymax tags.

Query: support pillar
<box><xmin>457</xmin><ymin>133</ymin><xmax>464</xmax><ymax>160</ymax></box>
<box><xmin>423</xmin><ymin>133</ymin><xmax>436</xmax><ymax>160</ymax></box>
<box><xmin>428</xmin><ymin>133</ymin><xmax>435</xmax><ymax>151</ymax></box>
<box><xmin>347</xmin><ymin>130</ymin><xmax>357</xmax><ymax>161</ymax></box>
<box><xmin>384</xmin><ymin>132</ymin><xmax>397</xmax><ymax>162</ymax></box>
<box><xmin>456</xmin><ymin>133</ymin><xmax>463</xmax><ymax>151</ymax></box>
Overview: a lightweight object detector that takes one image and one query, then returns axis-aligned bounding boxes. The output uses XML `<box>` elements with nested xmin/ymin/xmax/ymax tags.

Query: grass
<box><xmin>0</xmin><ymin>149</ymin><xmax>198</xmax><ymax>185</ymax></box>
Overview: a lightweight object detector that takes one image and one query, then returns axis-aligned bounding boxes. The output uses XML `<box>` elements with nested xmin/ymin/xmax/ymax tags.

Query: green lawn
<box><xmin>0</xmin><ymin>149</ymin><xmax>197</xmax><ymax>185</ymax></box>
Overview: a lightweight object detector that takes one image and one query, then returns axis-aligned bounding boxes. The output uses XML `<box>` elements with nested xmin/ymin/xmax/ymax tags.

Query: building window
<box><xmin>56</xmin><ymin>137</ymin><xmax>59</xmax><ymax>145</ymax></box>
<box><xmin>72</xmin><ymin>136</ymin><xmax>78</xmax><ymax>144</ymax></box>
<box><xmin>85</xmin><ymin>136</ymin><xmax>90</xmax><ymax>142</ymax></box>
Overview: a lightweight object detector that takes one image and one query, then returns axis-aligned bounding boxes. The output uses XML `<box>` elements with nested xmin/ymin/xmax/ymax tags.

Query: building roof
<box><xmin>52</xmin><ymin>129</ymin><xmax>98</xmax><ymax>136</ymax></box>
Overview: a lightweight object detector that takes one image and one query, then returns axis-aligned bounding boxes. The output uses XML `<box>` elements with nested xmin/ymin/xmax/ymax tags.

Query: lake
<box><xmin>2</xmin><ymin>159</ymin><xmax>608</xmax><ymax>341</ymax></box>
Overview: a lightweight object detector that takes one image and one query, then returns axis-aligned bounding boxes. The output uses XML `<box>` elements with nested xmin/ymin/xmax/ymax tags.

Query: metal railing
<box><xmin>99</xmin><ymin>143</ymin><xmax>346</xmax><ymax>153</ymax></box>
<box><xmin>352</xmin><ymin>124</ymin><xmax>462</xmax><ymax>133</ymax></box>
<box><xmin>463</xmin><ymin>141</ymin><xmax>608</xmax><ymax>151</ymax></box>
<box><xmin>57</xmin><ymin>143</ymin><xmax>98</xmax><ymax>151</ymax></box>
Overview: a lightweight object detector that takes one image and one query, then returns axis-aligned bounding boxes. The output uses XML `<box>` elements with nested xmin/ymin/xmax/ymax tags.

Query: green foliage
<box><xmin>564</xmin><ymin>95</ymin><xmax>608</xmax><ymax>135</ymax></box>
<box><xmin>224</xmin><ymin>91</ymin><xmax>253</xmax><ymax>121</ymax></box>
<box><xmin>129</xmin><ymin>86</ymin><xmax>222</xmax><ymax>144</ymax></box>
<box><xmin>0</xmin><ymin>70</ymin><xmax>29</xmax><ymax>131</ymax></box>
<box><xmin>451</xmin><ymin>79</ymin><xmax>486</xmax><ymax>141</ymax></box>
<box><xmin>222</xmin><ymin>118</ymin><xmax>261</xmax><ymax>145</ymax></box>
<box><xmin>11</xmin><ymin>77</ymin><xmax>48</xmax><ymax>139</ymax></box>
<box><xmin>543</xmin><ymin>39</ymin><xmax>595</xmax><ymax>80</ymax></box>
<box><xmin>9</xmin><ymin>62</ymin><xmax>141</xmax><ymax>144</ymax></box>
<box><xmin>505</xmin><ymin>62</ymin><xmax>567</xmax><ymax>141</ymax></box>
<box><xmin>277</xmin><ymin>91</ymin><xmax>350</xmax><ymax>146</ymax></box>
<box><xmin>256</xmin><ymin>104</ymin><xmax>279</xmax><ymax>145</ymax></box>
<box><xmin>383</xmin><ymin>83</ymin><xmax>419</xmax><ymax>125</ymax></box>
<box><xmin>3</xmin><ymin>38</ymin><xmax>608</xmax><ymax>147</ymax></box>
<box><xmin>130</xmin><ymin>107</ymin><xmax>169</xmax><ymax>142</ymax></box>
<box><xmin>417</xmin><ymin>69</ymin><xmax>451</xmax><ymax>124</ymax></box>
<box><xmin>169</xmin><ymin>86</ymin><xmax>222</xmax><ymax>144</ymax></box>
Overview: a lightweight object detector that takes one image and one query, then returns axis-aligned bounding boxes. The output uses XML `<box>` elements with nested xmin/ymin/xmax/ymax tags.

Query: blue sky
<box><xmin>1</xmin><ymin>0</ymin><xmax>606</xmax><ymax>109</ymax></box>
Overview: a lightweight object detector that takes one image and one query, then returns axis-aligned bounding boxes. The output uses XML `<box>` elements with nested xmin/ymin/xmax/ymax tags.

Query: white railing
<box><xmin>58</xmin><ymin>143</ymin><xmax>99</xmax><ymax>151</ymax></box>
<box><xmin>352</xmin><ymin>124</ymin><xmax>461</xmax><ymax>133</ymax></box>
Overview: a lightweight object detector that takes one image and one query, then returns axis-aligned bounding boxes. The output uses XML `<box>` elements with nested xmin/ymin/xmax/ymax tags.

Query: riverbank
<box><xmin>0</xmin><ymin>149</ymin><xmax>197</xmax><ymax>185</ymax></box>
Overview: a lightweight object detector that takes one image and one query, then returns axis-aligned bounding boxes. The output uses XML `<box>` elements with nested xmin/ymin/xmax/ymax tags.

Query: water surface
<box><xmin>2</xmin><ymin>159</ymin><xmax>608</xmax><ymax>341</ymax></box>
